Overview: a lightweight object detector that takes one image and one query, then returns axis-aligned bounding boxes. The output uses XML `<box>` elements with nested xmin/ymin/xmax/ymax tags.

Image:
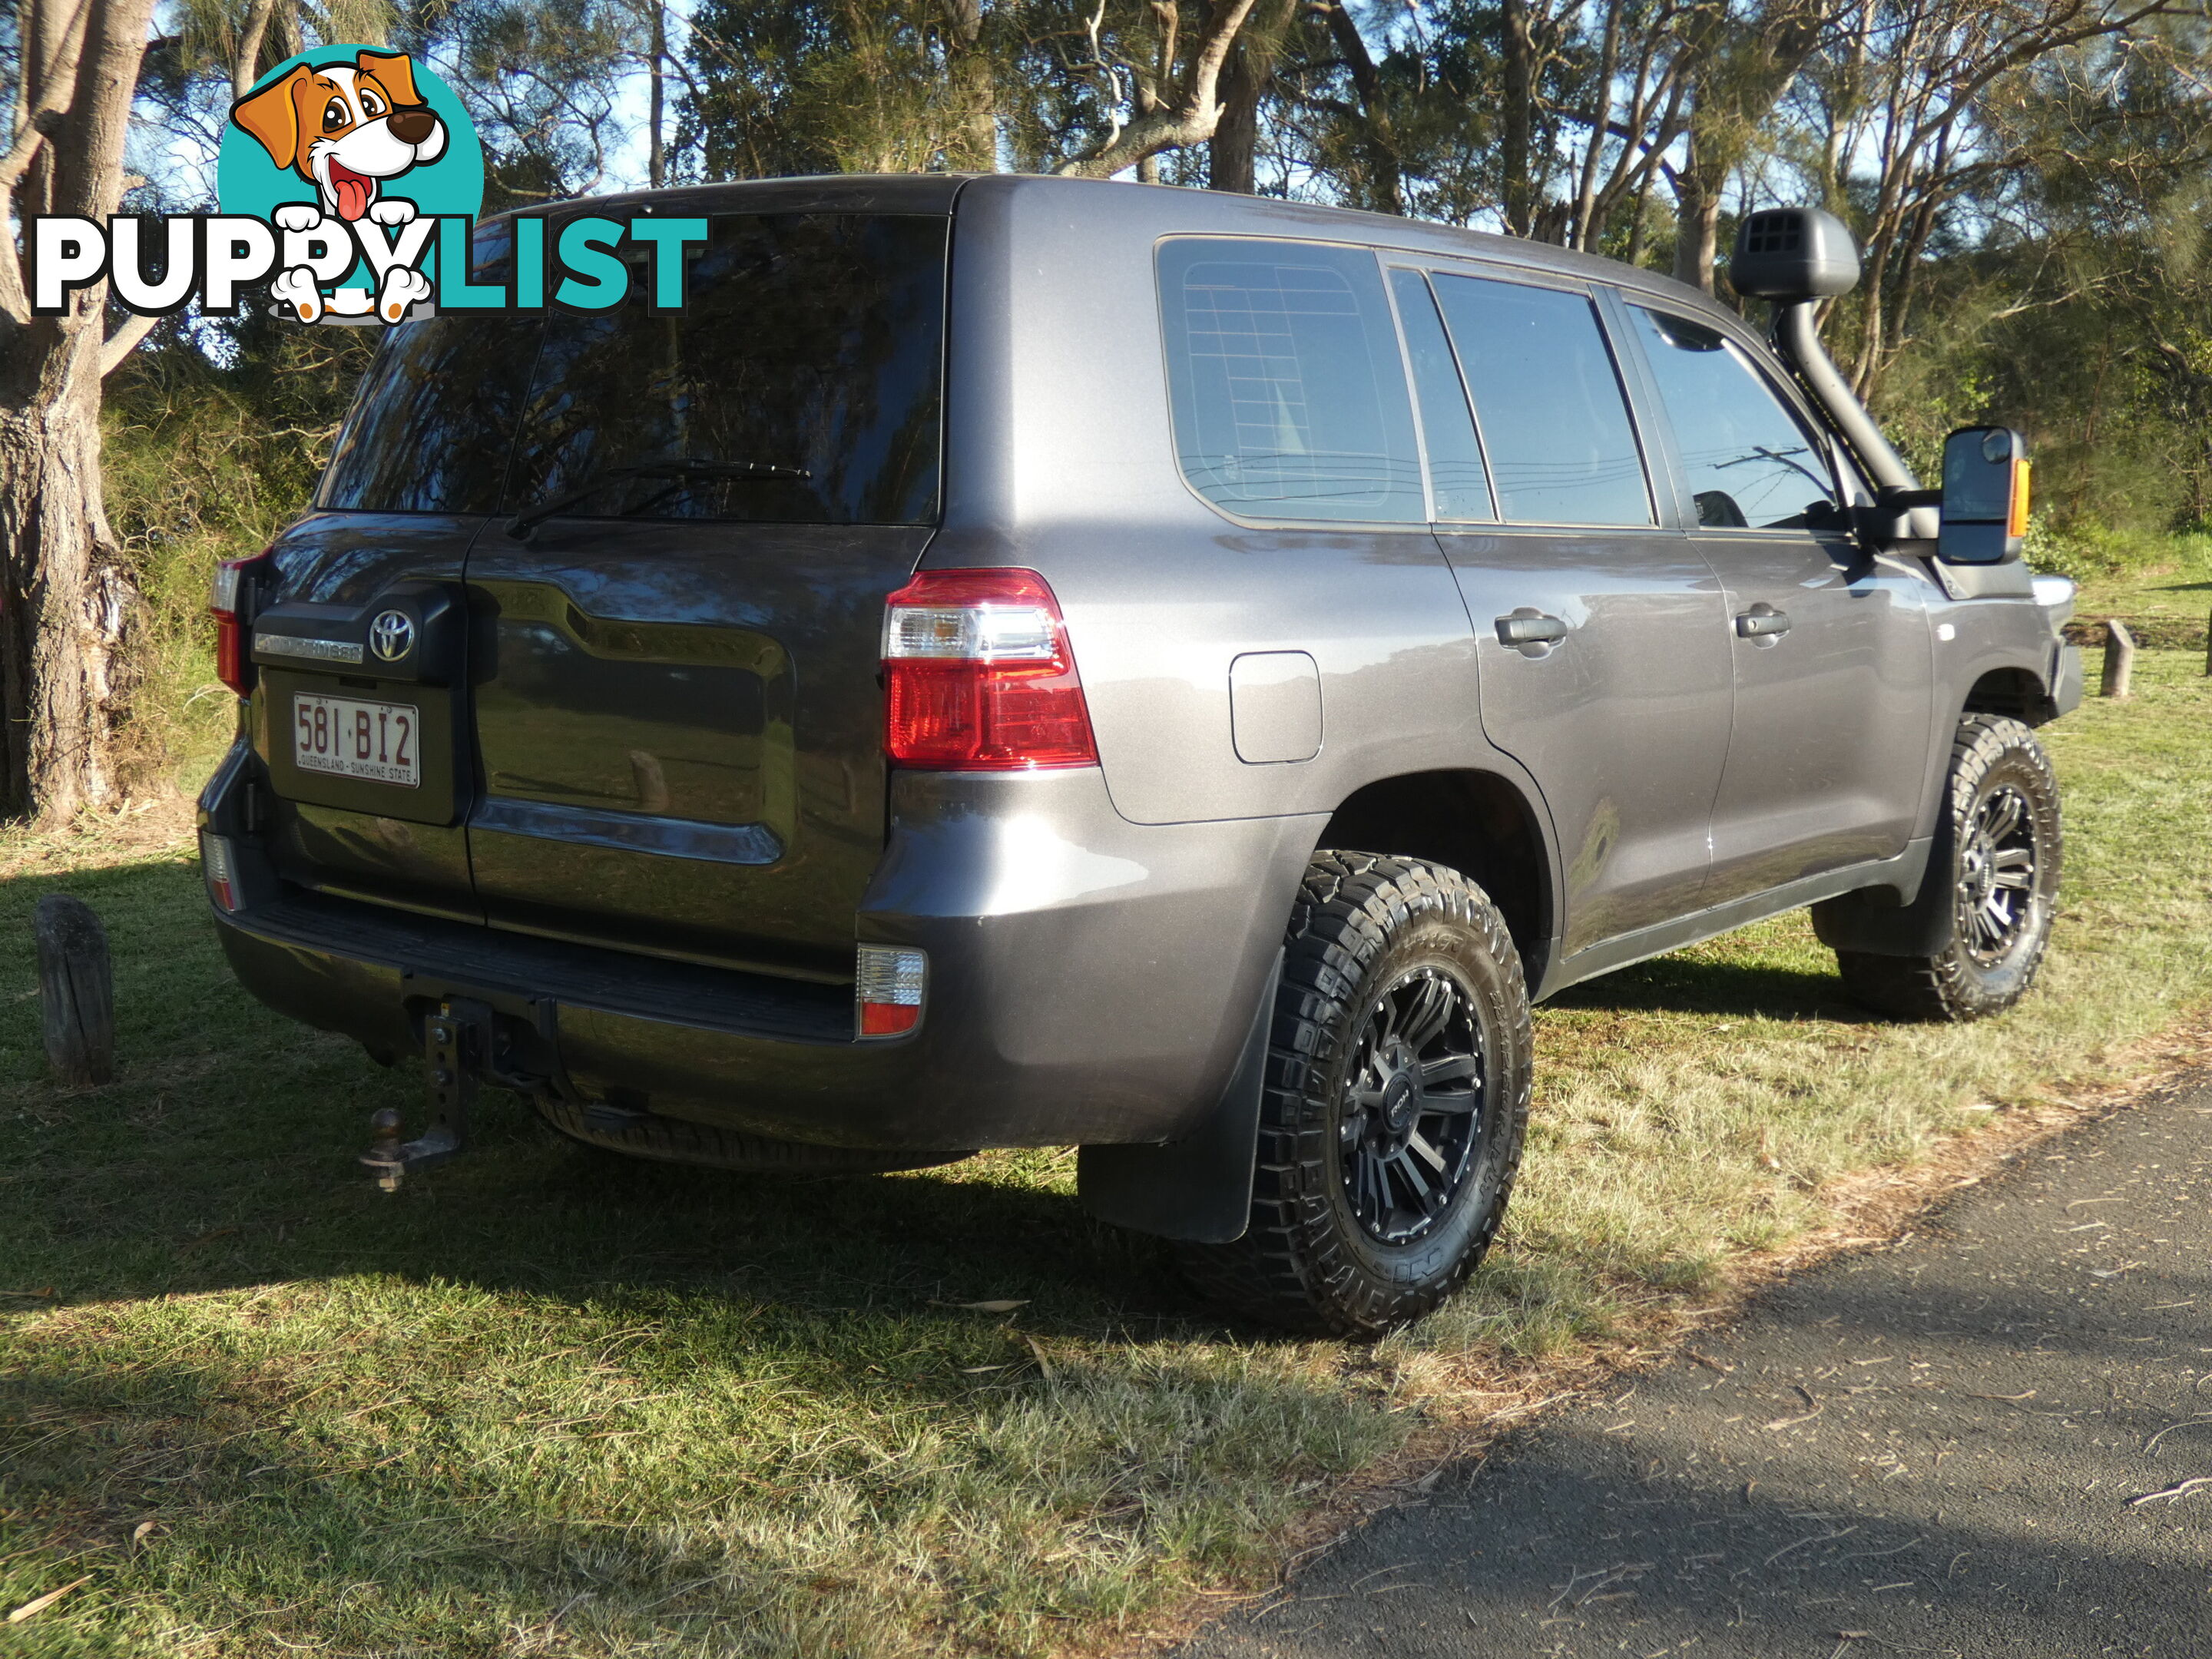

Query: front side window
<box><xmin>1158</xmin><ymin>238</ymin><xmax>1425</xmax><ymax>525</ymax></box>
<box><xmin>1628</xmin><ymin>307</ymin><xmax>1837</xmax><ymax>530</ymax></box>
<box><xmin>320</xmin><ymin>213</ymin><xmax>947</xmax><ymax>526</ymax></box>
<box><xmin>1427</xmin><ymin>273</ymin><xmax>1652</xmax><ymax>526</ymax></box>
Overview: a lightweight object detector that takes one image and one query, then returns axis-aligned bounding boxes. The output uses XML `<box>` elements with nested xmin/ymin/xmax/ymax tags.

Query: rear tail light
<box><xmin>882</xmin><ymin>568</ymin><xmax>1098</xmax><ymax>770</ymax></box>
<box><xmin>856</xmin><ymin>944</ymin><xmax>926</xmax><ymax>1038</ymax></box>
<box><xmin>210</xmin><ymin>551</ymin><xmax>273</xmax><ymax>697</ymax></box>
<box><xmin>200</xmin><ymin>831</ymin><xmax>240</xmax><ymax>912</ymax></box>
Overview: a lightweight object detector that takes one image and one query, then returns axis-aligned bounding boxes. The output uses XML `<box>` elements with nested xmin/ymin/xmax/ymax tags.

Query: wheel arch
<box><xmin>1962</xmin><ymin>664</ymin><xmax>2059</xmax><ymax>727</ymax></box>
<box><xmin>1310</xmin><ymin>768</ymin><xmax>1556</xmax><ymax>982</ymax></box>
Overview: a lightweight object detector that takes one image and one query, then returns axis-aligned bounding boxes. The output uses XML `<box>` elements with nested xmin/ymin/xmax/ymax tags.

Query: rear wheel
<box><xmin>1177</xmin><ymin>853</ymin><xmax>1533</xmax><ymax>1337</ymax></box>
<box><xmin>1836</xmin><ymin>714</ymin><xmax>2061</xmax><ymax>1022</ymax></box>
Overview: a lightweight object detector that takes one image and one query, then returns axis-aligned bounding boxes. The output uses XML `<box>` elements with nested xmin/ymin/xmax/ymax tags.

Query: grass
<box><xmin>3</xmin><ymin>649</ymin><xmax>2210</xmax><ymax>1656</ymax></box>
<box><xmin>2068</xmin><ymin>531</ymin><xmax>2212</xmax><ymax>630</ymax></box>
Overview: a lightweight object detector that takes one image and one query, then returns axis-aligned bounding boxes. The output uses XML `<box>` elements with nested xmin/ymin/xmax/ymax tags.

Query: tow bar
<box><xmin>362</xmin><ymin>998</ymin><xmax>488</xmax><ymax>1191</ymax></box>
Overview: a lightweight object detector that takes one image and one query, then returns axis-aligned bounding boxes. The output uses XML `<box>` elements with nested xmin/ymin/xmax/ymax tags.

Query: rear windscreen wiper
<box><xmin>505</xmin><ymin>458</ymin><xmax>813</xmax><ymax>541</ymax></box>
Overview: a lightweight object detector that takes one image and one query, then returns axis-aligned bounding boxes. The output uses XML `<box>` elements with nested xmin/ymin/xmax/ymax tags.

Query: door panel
<box><xmin>1701</xmin><ymin>535</ymin><xmax>1935</xmax><ymax>901</ymax></box>
<box><xmin>1612</xmin><ymin>300</ymin><xmax>1936</xmax><ymax>903</ymax></box>
<box><xmin>1443</xmin><ymin>528</ymin><xmax>1732</xmax><ymax>952</ymax></box>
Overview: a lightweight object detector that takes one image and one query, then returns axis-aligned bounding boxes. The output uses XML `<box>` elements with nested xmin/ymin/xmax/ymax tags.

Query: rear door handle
<box><xmin>1735</xmin><ymin>604</ymin><xmax>1791</xmax><ymax>639</ymax></box>
<box><xmin>1495</xmin><ymin>611</ymin><xmax>1568</xmax><ymax>646</ymax></box>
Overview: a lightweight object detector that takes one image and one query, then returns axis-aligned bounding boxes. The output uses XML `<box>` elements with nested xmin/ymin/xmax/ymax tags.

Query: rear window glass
<box><xmin>319</xmin><ymin>214</ymin><xmax>947</xmax><ymax>526</ymax></box>
<box><xmin>1157</xmin><ymin>238</ymin><xmax>1424</xmax><ymax>525</ymax></box>
<box><xmin>1427</xmin><ymin>274</ymin><xmax>1651</xmax><ymax>526</ymax></box>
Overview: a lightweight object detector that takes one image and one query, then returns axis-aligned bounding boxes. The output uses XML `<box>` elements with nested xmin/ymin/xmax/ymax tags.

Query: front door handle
<box><xmin>1496</xmin><ymin>611</ymin><xmax>1568</xmax><ymax>646</ymax></box>
<box><xmin>1735</xmin><ymin>603</ymin><xmax>1791</xmax><ymax>639</ymax></box>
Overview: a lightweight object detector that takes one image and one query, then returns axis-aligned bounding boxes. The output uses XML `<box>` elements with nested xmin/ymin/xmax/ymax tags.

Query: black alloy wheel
<box><xmin>1955</xmin><ymin>783</ymin><xmax>2039</xmax><ymax>963</ymax></box>
<box><xmin>1339</xmin><ymin>967</ymin><xmax>1488</xmax><ymax>1247</ymax></box>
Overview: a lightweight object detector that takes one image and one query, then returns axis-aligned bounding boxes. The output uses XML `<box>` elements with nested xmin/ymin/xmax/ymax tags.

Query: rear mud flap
<box><xmin>1075</xmin><ymin>950</ymin><xmax>1281</xmax><ymax>1244</ymax></box>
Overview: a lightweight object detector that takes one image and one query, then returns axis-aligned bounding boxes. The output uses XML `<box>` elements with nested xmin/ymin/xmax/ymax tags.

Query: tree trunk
<box><xmin>0</xmin><ymin>0</ymin><xmax>158</xmax><ymax>824</ymax></box>
<box><xmin>1671</xmin><ymin>140</ymin><xmax>1723</xmax><ymax>293</ymax></box>
<box><xmin>1055</xmin><ymin>0</ymin><xmax>1260</xmax><ymax>179</ymax></box>
<box><xmin>1499</xmin><ymin>0</ymin><xmax>1538</xmax><ymax>236</ymax></box>
<box><xmin>1568</xmin><ymin>0</ymin><xmax>1624</xmax><ymax>250</ymax></box>
<box><xmin>0</xmin><ymin>331</ymin><xmax>138</xmax><ymax>822</ymax></box>
<box><xmin>941</xmin><ymin>0</ymin><xmax>996</xmax><ymax>170</ymax></box>
<box><xmin>1318</xmin><ymin>0</ymin><xmax>1401</xmax><ymax>214</ymax></box>
<box><xmin>1209</xmin><ymin>35</ymin><xmax>1262</xmax><ymax>192</ymax></box>
<box><xmin>647</xmin><ymin>0</ymin><xmax>666</xmax><ymax>188</ymax></box>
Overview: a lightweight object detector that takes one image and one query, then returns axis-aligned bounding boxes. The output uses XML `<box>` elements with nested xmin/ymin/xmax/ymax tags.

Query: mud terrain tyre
<box><xmin>1177</xmin><ymin>853</ymin><xmax>1533</xmax><ymax>1337</ymax></box>
<box><xmin>1836</xmin><ymin>714</ymin><xmax>2061</xmax><ymax>1022</ymax></box>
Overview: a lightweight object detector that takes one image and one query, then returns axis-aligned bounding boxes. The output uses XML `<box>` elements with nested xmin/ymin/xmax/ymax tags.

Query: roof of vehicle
<box><xmin>502</xmin><ymin>171</ymin><xmax>1749</xmax><ymax>333</ymax></box>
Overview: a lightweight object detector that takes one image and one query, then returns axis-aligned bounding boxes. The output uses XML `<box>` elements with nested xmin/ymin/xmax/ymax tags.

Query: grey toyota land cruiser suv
<box><xmin>200</xmin><ymin>174</ymin><xmax>2081</xmax><ymax>1336</ymax></box>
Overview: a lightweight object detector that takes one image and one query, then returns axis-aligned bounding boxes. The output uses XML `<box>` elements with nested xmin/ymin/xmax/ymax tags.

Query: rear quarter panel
<box><xmin>934</xmin><ymin>177</ymin><xmax>1508</xmax><ymax>832</ymax></box>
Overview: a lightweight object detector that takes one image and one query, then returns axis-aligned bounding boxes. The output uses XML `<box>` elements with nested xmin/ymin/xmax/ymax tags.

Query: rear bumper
<box><xmin>205</xmin><ymin>756</ymin><xmax>1320</xmax><ymax>1150</ymax></box>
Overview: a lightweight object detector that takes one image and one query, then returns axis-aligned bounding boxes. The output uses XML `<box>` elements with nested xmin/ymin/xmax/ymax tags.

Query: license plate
<box><xmin>293</xmin><ymin>694</ymin><xmax>419</xmax><ymax>787</ymax></box>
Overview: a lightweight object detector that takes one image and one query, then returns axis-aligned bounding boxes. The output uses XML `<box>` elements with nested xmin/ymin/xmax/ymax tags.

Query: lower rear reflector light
<box><xmin>200</xmin><ymin>831</ymin><xmax>240</xmax><ymax>913</ymax></box>
<box><xmin>856</xmin><ymin>944</ymin><xmax>926</xmax><ymax>1038</ymax></box>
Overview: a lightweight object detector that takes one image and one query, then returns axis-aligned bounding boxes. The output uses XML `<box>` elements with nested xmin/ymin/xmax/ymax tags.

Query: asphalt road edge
<box><xmin>1089</xmin><ymin>1005</ymin><xmax>2212</xmax><ymax>1659</ymax></box>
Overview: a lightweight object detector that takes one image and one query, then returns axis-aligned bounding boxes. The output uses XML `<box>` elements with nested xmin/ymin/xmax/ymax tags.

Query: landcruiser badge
<box><xmin>369</xmin><ymin>610</ymin><xmax>416</xmax><ymax>662</ymax></box>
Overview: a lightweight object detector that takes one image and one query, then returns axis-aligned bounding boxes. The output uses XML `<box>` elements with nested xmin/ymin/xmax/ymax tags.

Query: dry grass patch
<box><xmin>2</xmin><ymin>651</ymin><xmax>2208</xmax><ymax>1656</ymax></box>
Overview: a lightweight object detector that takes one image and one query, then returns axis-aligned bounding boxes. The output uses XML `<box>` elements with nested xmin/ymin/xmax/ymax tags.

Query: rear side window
<box><xmin>1388</xmin><ymin>268</ymin><xmax>1493</xmax><ymax>520</ymax></box>
<box><xmin>1158</xmin><ymin>238</ymin><xmax>1424</xmax><ymax>525</ymax></box>
<box><xmin>1428</xmin><ymin>274</ymin><xmax>1651</xmax><ymax>526</ymax></box>
<box><xmin>1627</xmin><ymin>307</ymin><xmax>1837</xmax><ymax>529</ymax></box>
<box><xmin>320</xmin><ymin>214</ymin><xmax>946</xmax><ymax>525</ymax></box>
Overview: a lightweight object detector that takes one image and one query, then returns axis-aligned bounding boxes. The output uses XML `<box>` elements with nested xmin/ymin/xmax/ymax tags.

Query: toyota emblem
<box><xmin>368</xmin><ymin>610</ymin><xmax>416</xmax><ymax>663</ymax></box>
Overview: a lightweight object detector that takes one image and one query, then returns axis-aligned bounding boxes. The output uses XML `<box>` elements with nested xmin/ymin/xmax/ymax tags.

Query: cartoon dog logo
<box><xmin>230</xmin><ymin>51</ymin><xmax>447</xmax><ymax>225</ymax></box>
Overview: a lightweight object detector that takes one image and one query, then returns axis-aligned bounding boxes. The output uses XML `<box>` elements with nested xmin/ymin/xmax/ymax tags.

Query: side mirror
<box><xmin>1938</xmin><ymin>426</ymin><xmax>2030</xmax><ymax>565</ymax></box>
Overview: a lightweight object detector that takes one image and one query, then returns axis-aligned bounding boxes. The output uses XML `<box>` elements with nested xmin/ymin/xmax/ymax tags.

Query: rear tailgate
<box><xmin>458</xmin><ymin>210</ymin><xmax>947</xmax><ymax>979</ymax></box>
<box><xmin>461</xmin><ymin>519</ymin><xmax>929</xmax><ymax>980</ymax></box>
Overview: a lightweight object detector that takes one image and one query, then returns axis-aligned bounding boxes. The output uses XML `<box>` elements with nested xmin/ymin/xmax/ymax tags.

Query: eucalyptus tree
<box><xmin>0</xmin><ymin>0</ymin><xmax>165</xmax><ymax>820</ymax></box>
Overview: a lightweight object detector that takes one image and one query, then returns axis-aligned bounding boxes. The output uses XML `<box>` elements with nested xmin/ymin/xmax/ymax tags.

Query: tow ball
<box><xmin>362</xmin><ymin>998</ymin><xmax>487</xmax><ymax>1192</ymax></box>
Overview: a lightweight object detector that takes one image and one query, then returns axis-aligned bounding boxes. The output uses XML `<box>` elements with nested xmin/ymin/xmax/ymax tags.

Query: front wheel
<box><xmin>1177</xmin><ymin>853</ymin><xmax>1533</xmax><ymax>1337</ymax></box>
<box><xmin>1836</xmin><ymin>713</ymin><xmax>2062</xmax><ymax>1022</ymax></box>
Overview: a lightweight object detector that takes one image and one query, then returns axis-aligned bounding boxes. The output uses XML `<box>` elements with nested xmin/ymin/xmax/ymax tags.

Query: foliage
<box><xmin>101</xmin><ymin>320</ymin><xmax>375</xmax><ymax>789</ymax></box>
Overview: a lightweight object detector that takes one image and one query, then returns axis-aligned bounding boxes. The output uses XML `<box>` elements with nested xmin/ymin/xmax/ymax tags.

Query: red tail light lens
<box><xmin>882</xmin><ymin>568</ymin><xmax>1098</xmax><ymax>770</ymax></box>
<box><xmin>210</xmin><ymin>552</ymin><xmax>273</xmax><ymax>697</ymax></box>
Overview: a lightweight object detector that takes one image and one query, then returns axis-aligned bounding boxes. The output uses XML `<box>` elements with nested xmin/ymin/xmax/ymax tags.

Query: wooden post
<box><xmin>2101</xmin><ymin>618</ymin><xmax>2135</xmax><ymax>700</ymax></box>
<box><xmin>34</xmin><ymin>895</ymin><xmax>113</xmax><ymax>1086</ymax></box>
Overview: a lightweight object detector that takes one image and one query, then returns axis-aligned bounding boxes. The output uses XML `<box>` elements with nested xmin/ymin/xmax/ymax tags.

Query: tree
<box><xmin>0</xmin><ymin>0</ymin><xmax>164</xmax><ymax>821</ymax></box>
<box><xmin>683</xmin><ymin>1</ymin><xmax>1005</xmax><ymax>177</ymax></box>
<box><xmin>1048</xmin><ymin>0</ymin><xmax>1265</xmax><ymax>177</ymax></box>
<box><xmin>1788</xmin><ymin>0</ymin><xmax>2201</xmax><ymax>394</ymax></box>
